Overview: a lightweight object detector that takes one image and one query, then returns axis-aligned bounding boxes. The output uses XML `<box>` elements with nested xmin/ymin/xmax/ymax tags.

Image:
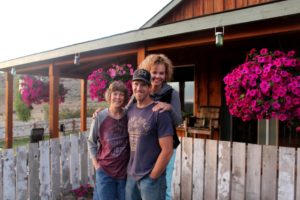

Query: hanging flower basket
<box><xmin>224</xmin><ymin>48</ymin><xmax>300</xmax><ymax>122</ymax></box>
<box><xmin>88</xmin><ymin>64</ymin><xmax>134</xmax><ymax>102</ymax></box>
<box><xmin>19</xmin><ymin>75</ymin><xmax>68</xmax><ymax>108</ymax></box>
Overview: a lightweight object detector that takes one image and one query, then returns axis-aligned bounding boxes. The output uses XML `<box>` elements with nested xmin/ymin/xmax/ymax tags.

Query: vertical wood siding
<box><xmin>157</xmin><ymin>0</ymin><xmax>275</xmax><ymax>25</ymax></box>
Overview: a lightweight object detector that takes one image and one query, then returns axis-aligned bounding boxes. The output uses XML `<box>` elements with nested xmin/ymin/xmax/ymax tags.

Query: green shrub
<box><xmin>14</xmin><ymin>79</ymin><xmax>31</xmax><ymax>121</ymax></box>
<box><xmin>43</xmin><ymin>104</ymin><xmax>49</xmax><ymax>121</ymax></box>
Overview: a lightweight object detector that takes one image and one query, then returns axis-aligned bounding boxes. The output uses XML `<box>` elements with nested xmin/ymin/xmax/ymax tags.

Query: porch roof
<box><xmin>0</xmin><ymin>0</ymin><xmax>299</xmax><ymax>75</ymax></box>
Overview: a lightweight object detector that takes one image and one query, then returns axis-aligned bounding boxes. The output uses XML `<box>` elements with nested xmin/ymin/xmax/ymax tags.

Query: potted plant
<box><xmin>19</xmin><ymin>75</ymin><xmax>68</xmax><ymax>108</ymax></box>
<box><xmin>88</xmin><ymin>64</ymin><xmax>134</xmax><ymax>102</ymax></box>
<box><xmin>223</xmin><ymin>48</ymin><xmax>300</xmax><ymax>122</ymax></box>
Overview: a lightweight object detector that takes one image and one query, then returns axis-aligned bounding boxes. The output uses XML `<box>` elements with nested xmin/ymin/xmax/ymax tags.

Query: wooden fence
<box><xmin>1</xmin><ymin>135</ymin><xmax>300</xmax><ymax>200</ymax></box>
<box><xmin>0</xmin><ymin>132</ymin><xmax>94</xmax><ymax>200</ymax></box>
<box><xmin>172</xmin><ymin>137</ymin><xmax>300</xmax><ymax>200</ymax></box>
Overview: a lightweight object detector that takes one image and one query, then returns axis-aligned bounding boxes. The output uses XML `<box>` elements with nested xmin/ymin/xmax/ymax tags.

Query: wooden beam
<box><xmin>80</xmin><ymin>78</ymin><xmax>87</xmax><ymax>132</ymax></box>
<box><xmin>5</xmin><ymin>72</ymin><xmax>13</xmax><ymax>148</ymax></box>
<box><xmin>55</xmin><ymin>49</ymin><xmax>138</xmax><ymax>66</ymax></box>
<box><xmin>16</xmin><ymin>63</ymin><xmax>49</xmax><ymax>74</ymax></box>
<box><xmin>137</xmin><ymin>47</ymin><xmax>146</xmax><ymax>66</ymax></box>
<box><xmin>199</xmin><ymin>59</ymin><xmax>209</xmax><ymax>107</ymax></box>
<box><xmin>60</xmin><ymin>73</ymin><xmax>86</xmax><ymax>79</ymax></box>
<box><xmin>64</xmin><ymin>60</ymin><xmax>100</xmax><ymax>75</ymax></box>
<box><xmin>194</xmin><ymin>62</ymin><xmax>200</xmax><ymax>115</ymax></box>
<box><xmin>148</xmin><ymin>22</ymin><xmax>300</xmax><ymax>51</ymax></box>
<box><xmin>49</xmin><ymin>64</ymin><xmax>60</xmax><ymax>138</ymax></box>
<box><xmin>208</xmin><ymin>58</ymin><xmax>222</xmax><ymax>107</ymax></box>
<box><xmin>148</xmin><ymin>36</ymin><xmax>214</xmax><ymax>51</ymax></box>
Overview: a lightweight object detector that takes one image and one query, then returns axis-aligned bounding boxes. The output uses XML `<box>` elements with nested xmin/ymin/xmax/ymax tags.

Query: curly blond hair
<box><xmin>138</xmin><ymin>54</ymin><xmax>173</xmax><ymax>81</ymax></box>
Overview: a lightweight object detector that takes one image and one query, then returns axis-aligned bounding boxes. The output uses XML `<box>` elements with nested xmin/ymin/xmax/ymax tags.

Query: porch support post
<box><xmin>137</xmin><ymin>47</ymin><xmax>146</xmax><ymax>65</ymax></box>
<box><xmin>5</xmin><ymin>71</ymin><xmax>13</xmax><ymax>148</ymax></box>
<box><xmin>80</xmin><ymin>78</ymin><xmax>87</xmax><ymax>132</ymax></box>
<box><xmin>49</xmin><ymin>63</ymin><xmax>60</xmax><ymax>138</ymax></box>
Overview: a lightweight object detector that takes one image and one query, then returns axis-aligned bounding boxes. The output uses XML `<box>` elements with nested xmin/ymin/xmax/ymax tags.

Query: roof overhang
<box><xmin>0</xmin><ymin>0</ymin><xmax>299</xmax><ymax>70</ymax></box>
<box><xmin>141</xmin><ymin>0</ymin><xmax>183</xmax><ymax>28</ymax></box>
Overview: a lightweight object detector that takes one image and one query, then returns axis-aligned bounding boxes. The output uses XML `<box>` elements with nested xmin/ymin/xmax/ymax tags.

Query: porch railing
<box><xmin>0</xmin><ymin>134</ymin><xmax>300</xmax><ymax>200</ymax></box>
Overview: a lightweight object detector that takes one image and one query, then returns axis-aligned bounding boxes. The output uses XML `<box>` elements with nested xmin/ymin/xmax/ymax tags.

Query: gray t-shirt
<box><xmin>127</xmin><ymin>102</ymin><xmax>174</xmax><ymax>180</ymax></box>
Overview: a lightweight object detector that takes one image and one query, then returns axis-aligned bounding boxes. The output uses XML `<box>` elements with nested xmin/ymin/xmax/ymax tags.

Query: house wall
<box><xmin>156</xmin><ymin>0</ymin><xmax>277</xmax><ymax>25</ymax></box>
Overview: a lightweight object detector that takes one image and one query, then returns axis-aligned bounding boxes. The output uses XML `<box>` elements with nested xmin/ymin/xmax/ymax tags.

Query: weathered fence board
<box><xmin>217</xmin><ymin>141</ymin><xmax>231</xmax><ymax>200</ymax></box>
<box><xmin>181</xmin><ymin>137</ymin><xmax>193</xmax><ymax>200</ymax></box>
<box><xmin>80</xmin><ymin>133</ymin><xmax>88</xmax><ymax>185</ymax></box>
<box><xmin>278</xmin><ymin>147</ymin><xmax>295</xmax><ymax>200</ymax></box>
<box><xmin>204</xmin><ymin>139</ymin><xmax>217</xmax><ymax>200</ymax></box>
<box><xmin>231</xmin><ymin>142</ymin><xmax>246</xmax><ymax>200</ymax></box>
<box><xmin>16</xmin><ymin>146</ymin><xmax>28</xmax><ymax>200</ymax></box>
<box><xmin>0</xmin><ymin>151</ymin><xmax>3</xmax><ymax>200</ymax></box>
<box><xmin>261</xmin><ymin>145</ymin><xmax>277</xmax><ymax>200</ymax></box>
<box><xmin>297</xmin><ymin>148</ymin><xmax>300</xmax><ymax>200</ymax></box>
<box><xmin>51</xmin><ymin>138</ymin><xmax>61</xmax><ymax>200</ymax></box>
<box><xmin>3</xmin><ymin>149</ymin><xmax>16</xmax><ymax>200</ymax></box>
<box><xmin>60</xmin><ymin>135</ymin><xmax>71</xmax><ymax>193</ymax></box>
<box><xmin>70</xmin><ymin>134</ymin><xmax>80</xmax><ymax>189</ymax></box>
<box><xmin>87</xmin><ymin>151</ymin><xmax>95</xmax><ymax>187</ymax></box>
<box><xmin>28</xmin><ymin>143</ymin><xmax>40</xmax><ymax>200</ymax></box>
<box><xmin>246</xmin><ymin>143</ymin><xmax>261</xmax><ymax>200</ymax></box>
<box><xmin>192</xmin><ymin>139</ymin><xmax>204</xmax><ymax>200</ymax></box>
<box><xmin>39</xmin><ymin>140</ymin><xmax>51</xmax><ymax>199</ymax></box>
<box><xmin>172</xmin><ymin>139</ymin><xmax>181</xmax><ymax>200</ymax></box>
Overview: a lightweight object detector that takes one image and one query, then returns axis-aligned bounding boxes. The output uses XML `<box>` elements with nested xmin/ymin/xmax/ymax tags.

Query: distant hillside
<box><xmin>0</xmin><ymin>74</ymin><xmax>99</xmax><ymax>126</ymax></box>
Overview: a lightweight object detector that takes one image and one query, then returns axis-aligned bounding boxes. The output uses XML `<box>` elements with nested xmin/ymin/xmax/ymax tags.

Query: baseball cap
<box><xmin>132</xmin><ymin>69</ymin><xmax>151</xmax><ymax>85</ymax></box>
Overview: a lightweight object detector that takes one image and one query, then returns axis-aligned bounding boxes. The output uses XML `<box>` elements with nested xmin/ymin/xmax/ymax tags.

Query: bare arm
<box><xmin>149</xmin><ymin>136</ymin><xmax>173</xmax><ymax>179</ymax></box>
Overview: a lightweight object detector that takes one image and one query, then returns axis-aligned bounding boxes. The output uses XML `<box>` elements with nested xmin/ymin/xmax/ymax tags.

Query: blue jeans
<box><xmin>125</xmin><ymin>174</ymin><xmax>166</xmax><ymax>200</ymax></box>
<box><xmin>93</xmin><ymin>168</ymin><xmax>126</xmax><ymax>200</ymax></box>
<box><xmin>166</xmin><ymin>150</ymin><xmax>176</xmax><ymax>200</ymax></box>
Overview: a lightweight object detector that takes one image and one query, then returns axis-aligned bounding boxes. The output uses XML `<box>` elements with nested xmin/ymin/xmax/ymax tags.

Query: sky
<box><xmin>0</xmin><ymin>0</ymin><xmax>171</xmax><ymax>62</ymax></box>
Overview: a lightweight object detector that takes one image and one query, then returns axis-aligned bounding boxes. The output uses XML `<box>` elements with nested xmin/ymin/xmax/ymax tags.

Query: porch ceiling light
<box><xmin>74</xmin><ymin>53</ymin><xmax>80</xmax><ymax>65</ymax></box>
<box><xmin>10</xmin><ymin>67</ymin><xmax>16</xmax><ymax>75</ymax></box>
<box><xmin>215</xmin><ymin>27</ymin><xmax>224</xmax><ymax>47</ymax></box>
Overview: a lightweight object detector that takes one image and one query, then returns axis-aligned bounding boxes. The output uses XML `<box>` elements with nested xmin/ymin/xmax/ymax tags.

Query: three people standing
<box><xmin>88</xmin><ymin>54</ymin><xmax>182</xmax><ymax>200</ymax></box>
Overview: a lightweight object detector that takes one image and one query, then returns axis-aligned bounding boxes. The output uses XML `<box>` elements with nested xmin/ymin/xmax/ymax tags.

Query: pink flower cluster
<box><xmin>70</xmin><ymin>184</ymin><xmax>93</xmax><ymax>198</ymax></box>
<box><xmin>20</xmin><ymin>75</ymin><xmax>68</xmax><ymax>108</ymax></box>
<box><xmin>88</xmin><ymin>64</ymin><xmax>134</xmax><ymax>102</ymax></box>
<box><xmin>224</xmin><ymin>48</ymin><xmax>300</xmax><ymax>121</ymax></box>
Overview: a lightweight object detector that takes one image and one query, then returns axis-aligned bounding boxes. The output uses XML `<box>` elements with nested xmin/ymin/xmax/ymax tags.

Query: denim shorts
<box><xmin>93</xmin><ymin>168</ymin><xmax>126</xmax><ymax>200</ymax></box>
<box><xmin>125</xmin><ymin>174</ymin><xmax>166</xmax><ymax>200</ymax></box>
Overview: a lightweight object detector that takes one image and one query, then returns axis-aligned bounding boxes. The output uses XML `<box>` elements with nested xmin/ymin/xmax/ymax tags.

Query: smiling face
<box><xmin>109</xmin><ymin>91</ymin><xmax>126</xmax><ymax>108</ymax></box>
<box><xmin>132</xmin><ymin>80</ymin><xmax>151</xmax><ymax>103</ymax></box>
<box><xmin>150</xmin><ymin>63</ymin><xmax>166</xmax><ymax>89</ymax></box>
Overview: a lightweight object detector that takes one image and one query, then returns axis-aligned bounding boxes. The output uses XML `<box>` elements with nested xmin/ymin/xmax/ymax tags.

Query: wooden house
<box><xmin>1</xmin><ymin>0</ymin><xmax>299</xmax><ymax>148</ymax></box>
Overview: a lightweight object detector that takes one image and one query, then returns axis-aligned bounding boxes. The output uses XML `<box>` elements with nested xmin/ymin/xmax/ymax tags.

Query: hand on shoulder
<box><xmin>92</xmin><ymin>107</ymin><xmax>106</xmax><ymax>119</ymax></box>
<box><xmin>152</xmin><ymin>101</ymin><xmax>171</xmax><ymax>113</ymax></box>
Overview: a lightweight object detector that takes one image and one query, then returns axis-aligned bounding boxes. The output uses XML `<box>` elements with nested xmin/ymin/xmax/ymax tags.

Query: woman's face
<box><xmin>150</xmin><ymin>63</ymin><xmax>166</xmax><ymax>88</ymax></box>
<box><xmin>109</xmin><ymin>91</ymin><xmax>125</xmax><ymax>108</ymax></box>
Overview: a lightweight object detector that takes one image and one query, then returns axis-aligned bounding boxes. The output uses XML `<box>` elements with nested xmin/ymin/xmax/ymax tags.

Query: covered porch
<box><xmin>1</xmin><ymin>12</ymin><xmax>300</xmax><ymax>148</ymax></box>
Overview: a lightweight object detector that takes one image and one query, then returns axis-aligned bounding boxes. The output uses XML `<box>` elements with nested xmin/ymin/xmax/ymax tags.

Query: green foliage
<box><xmin>43</xmin><ymin>104</ymin><xmax>49</xmax><ymax>121</ymax></box>
<box><xmin>60</xmin><ymin>108</ymin><xmax>81</xmax><ymax>119</ymax></box>
<box><xmin>14</xmin><ymin>79</ymin><xmax>31</xmax><ymax>121</ymax></box>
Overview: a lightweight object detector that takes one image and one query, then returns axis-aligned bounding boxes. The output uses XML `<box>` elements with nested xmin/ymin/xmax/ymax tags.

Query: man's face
<box><xmin>132</xmin><ymin>80</ymin><xmax>151</xmax><ymax>102</ymax></box>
